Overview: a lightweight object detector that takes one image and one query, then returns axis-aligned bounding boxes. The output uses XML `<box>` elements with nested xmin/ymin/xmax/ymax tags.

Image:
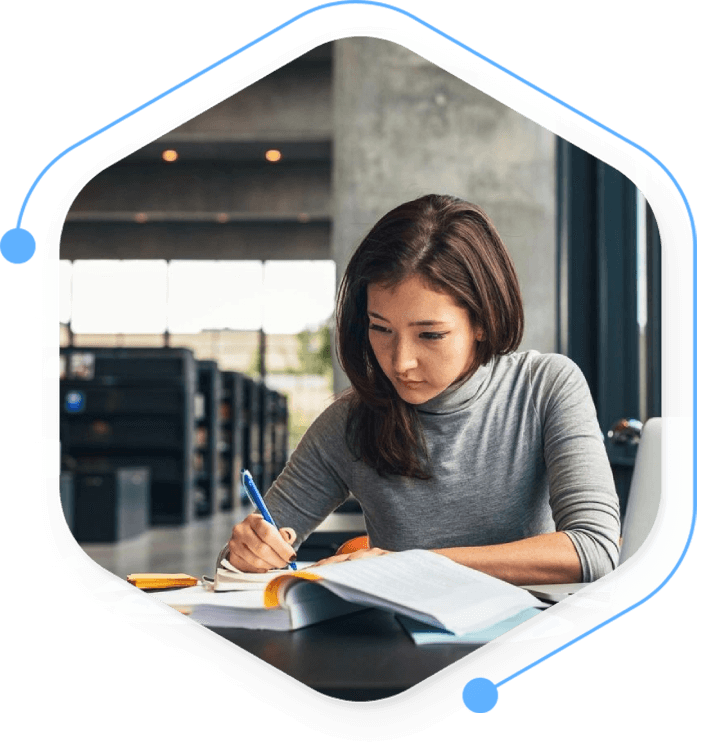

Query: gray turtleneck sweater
<box><xmin>237</xmin><ymin>351</ymin><xmax>621</xmax><ymax>582</ymax></box>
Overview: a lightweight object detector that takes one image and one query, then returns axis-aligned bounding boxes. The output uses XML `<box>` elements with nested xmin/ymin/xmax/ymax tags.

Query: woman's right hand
<box><xmin>227</xmin><ymin>513</ymin><xmax>297</xmax><ymax>572</ymax></box>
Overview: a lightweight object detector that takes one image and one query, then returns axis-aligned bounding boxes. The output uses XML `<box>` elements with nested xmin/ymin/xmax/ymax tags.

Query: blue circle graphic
<box><xmin>462</xmin><ymin>678</ymin><xmax>498</xmax><ymax>713</ymax></box>
<box><xmin>1</xmin><ymin>228</ymin><xmax>36</xmax><ymax>264</ymax></box>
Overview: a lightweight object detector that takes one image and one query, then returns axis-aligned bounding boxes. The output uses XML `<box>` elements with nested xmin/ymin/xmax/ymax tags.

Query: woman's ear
<box><xmin>476</xmin><ymin>329</ymin><xmax>485</xmax><ymax>342</ymax></box>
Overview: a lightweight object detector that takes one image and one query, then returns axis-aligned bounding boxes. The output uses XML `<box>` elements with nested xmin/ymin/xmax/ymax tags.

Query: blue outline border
<box><xmin>498</xmin><ymin>500</ymin><xmax>696</xmax><ymax>686</ymax></box>
<box><xmin>35</xmin><ymin>0</ymin><xmax>697</xmax><ymax>728</ymax></box>
<box><xmin>15</xmin><ymin>0</ymin><xmax>697</xmax><ymax>247</ymax></box>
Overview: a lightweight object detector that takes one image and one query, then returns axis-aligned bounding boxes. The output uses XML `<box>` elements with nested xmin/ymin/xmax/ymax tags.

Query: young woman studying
<box><xmin>220</xmin><ymin>195</ymin><xmax>621</xmax><ymax>586</ymax></box>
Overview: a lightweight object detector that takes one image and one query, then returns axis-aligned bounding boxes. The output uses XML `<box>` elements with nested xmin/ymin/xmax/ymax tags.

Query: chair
<box><xmin>617</xmin><ymin>417</ymin><xmax>662</xmax><ymax>564</ymax></box>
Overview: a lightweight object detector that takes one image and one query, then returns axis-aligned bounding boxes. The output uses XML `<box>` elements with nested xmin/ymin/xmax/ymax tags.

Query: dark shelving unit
<box><xmin>219</xmin><ymin>371</ymin><xmax>246</xmax><ymax>510</ymax></box>
<box><xmin>242</xmin><ymin>377</ymin><xmax>263</xmax><ymax>492</ymax></box>
<box><xmin>259</xmin><ymin>386</ymin><xmax>289</xmax><ymax>490</ymax></box>
<box><xmin>60</xmin><ymin>346</ymin><xmax>291</xmax><ymax>532</ymax></box>
<box><xmin>59</xmin><ymin>347</ymin><xmax>198</xmax><ymax>526</ymax></box>
<box><xmin>273</xmin><ymin>390</ymin><xmax>289</xmax><ymax>479</ymax></box>
<box><xmin>195</xmin><ymin>359</ymin><xmax>221</xmax><ymax>517</ymax></box>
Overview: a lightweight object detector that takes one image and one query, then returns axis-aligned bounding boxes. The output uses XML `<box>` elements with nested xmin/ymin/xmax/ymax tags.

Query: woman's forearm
<box><xmin>432</xmin><ymin>531</ymin><xmax>583</xmax><ymax>585</ymax></box>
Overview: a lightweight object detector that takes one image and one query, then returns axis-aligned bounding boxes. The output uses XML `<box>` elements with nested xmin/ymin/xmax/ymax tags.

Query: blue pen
<box><xmin>241</xmin><ymin>469</ymin><xmax>297</xmax><ymax>571</ymax></box>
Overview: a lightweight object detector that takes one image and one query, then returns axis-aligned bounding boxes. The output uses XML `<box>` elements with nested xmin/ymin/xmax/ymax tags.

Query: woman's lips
<box><xmin>397</xmin><ymin>379</ymin><xmax>424</xmax><ymax>389</ymax></box>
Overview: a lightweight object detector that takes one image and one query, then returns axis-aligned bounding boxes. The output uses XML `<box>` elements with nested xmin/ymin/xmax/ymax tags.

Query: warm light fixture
<box><xmin>215</xmin><ymin>213</ymin><xmax>229</xmax><ymax>223</ymax></box>
<box><xmin>162</xmin><ymin>149</ymin><xmax>179</xmax><ymax>162</ymax></box>
<box><xmin>265</xmin><ymin>149</ymin><xmax>282</xmax><ymax>162</ymax></box>
<box><xmin>135</xmin><ymin>212</ymin><xmax>148</xmax><ymax>223</ymax></box>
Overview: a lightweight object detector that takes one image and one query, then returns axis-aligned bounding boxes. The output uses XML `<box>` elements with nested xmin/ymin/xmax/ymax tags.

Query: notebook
<box><xmin>397</xmin><ymin>607</ymin><xmax>543</xmax><ymax>645</ymax></box>
<box><xmin>208</xmin><ymin>559</ymin><xmax>314</xmax><ymax>592</ymax></box>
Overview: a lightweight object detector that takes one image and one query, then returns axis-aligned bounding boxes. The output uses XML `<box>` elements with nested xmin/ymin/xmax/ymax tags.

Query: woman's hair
<box><xmin>336</xmin><ymin>194</ymin><xmax>524</xmax><ymax>478</ymax></box>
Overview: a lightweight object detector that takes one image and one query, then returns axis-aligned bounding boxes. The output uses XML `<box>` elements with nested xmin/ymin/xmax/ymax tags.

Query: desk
<box><xmin>204</xmin><ymin>602</ymin><xmax>600</xmax><ymax>701</ymax></box>
<box><xmin>208</xmin><ymin>608</ymin><xmax>480</xmax><ymax>701</ymax></box>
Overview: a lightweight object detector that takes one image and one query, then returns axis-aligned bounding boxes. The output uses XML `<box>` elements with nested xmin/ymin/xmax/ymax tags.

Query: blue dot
<box><xmin>462</xmin><ymin>677</ymin><xmax>498</xmax><ymax>713</ymax></box>
<box><xmin>1</xmin><ymin>228</ymin><xmax>36</xmax><ymax>264</ymax></box>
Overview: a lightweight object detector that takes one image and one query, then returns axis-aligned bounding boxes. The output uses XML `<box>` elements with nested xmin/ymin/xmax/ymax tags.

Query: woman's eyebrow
<box><xmin>367</xmin><ymin>311</ymin><xmax>450</xmax><ymax>326</ymax></box>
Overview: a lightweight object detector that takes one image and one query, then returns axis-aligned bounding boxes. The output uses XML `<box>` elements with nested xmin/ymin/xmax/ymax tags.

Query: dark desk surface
<box><xmin>209</xmin><ymin>608</ymin><xmax>480</xmax><ymax>701</ymax></box>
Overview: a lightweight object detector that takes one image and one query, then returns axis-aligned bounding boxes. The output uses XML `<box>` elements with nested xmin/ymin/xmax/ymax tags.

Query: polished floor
<box><xmin>79</xmin><ymin>504</ymin><xmax>367</xmax><ymax>582</ymax></box>
<box><xmin>80</xmin><ymin>507</ymin><xmax>249</xmax><ymax>581</ymax></box>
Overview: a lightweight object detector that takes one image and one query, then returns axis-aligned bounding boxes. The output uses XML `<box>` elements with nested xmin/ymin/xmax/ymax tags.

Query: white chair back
<box><xmin>618</xmin><ymin>417</ymin><xmax>662</xmax><ymax>564</ymax></box>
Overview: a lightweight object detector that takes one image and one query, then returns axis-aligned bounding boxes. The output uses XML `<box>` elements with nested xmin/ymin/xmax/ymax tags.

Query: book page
<box><xmin>309</xmin><ymin>550</ymin><xmax>542</xmax><ymax>634</ymax></box>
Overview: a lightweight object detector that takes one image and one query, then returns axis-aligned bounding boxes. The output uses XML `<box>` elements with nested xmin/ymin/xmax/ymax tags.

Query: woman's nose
<box><xmin>392</xmin><ymin>337</ymin><xmax>418</xmax><ymax>374</ymax></box>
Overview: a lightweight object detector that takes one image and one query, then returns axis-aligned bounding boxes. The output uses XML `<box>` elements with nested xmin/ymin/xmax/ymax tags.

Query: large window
<box><xmin>61</xmin><ymin>259</ymin><xmax>336</xmax><ymax>335</ymax></box>
<box><xmin>60</xmin><ymin>259</ymin><xmax>337</xmax><ymax>452</ymax></box>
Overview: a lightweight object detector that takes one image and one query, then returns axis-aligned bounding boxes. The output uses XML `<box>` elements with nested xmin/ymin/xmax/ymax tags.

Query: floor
<box><xmin>79</xmin><ymin>503</ymin><xmax>367</xmax><ymax>581</ymax></box>
<box><xmin>80</xmin><ymin>506</ymin><xmax>249</xmax><ymax>581</ymax></box>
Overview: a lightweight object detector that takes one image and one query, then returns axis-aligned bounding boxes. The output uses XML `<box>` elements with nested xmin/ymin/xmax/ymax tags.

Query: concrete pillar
<box><xmin>331</xmin><ymin>38</ymin><xmax>556</xmax><ymax>393</ymax></box>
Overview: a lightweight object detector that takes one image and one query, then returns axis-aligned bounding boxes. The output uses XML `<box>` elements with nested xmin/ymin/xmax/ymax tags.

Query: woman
<box><xmin>221</xmin><ymin>195</ymin><xmax>621</xmax><ymax>585</ymax></box>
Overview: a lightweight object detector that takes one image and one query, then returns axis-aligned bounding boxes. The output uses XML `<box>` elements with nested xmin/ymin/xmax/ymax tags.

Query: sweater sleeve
<box><xmin>531</xmin><ymin>354</ymin><xmax>621</xmax><ymax>582</ymax></box>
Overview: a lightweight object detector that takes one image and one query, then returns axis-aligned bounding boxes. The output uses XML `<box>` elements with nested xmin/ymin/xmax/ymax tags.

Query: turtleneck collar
<box><xmin>416</xmin><ymin>356</ymin><xmax>496</xmax><ymax>415</ymax></box>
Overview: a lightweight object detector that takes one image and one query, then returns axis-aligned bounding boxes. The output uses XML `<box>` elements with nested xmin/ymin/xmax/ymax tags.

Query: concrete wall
<box><xmin>331</xmin><ymin>38</ymin><xmax>556</xmax><ymax>392</ymax></box>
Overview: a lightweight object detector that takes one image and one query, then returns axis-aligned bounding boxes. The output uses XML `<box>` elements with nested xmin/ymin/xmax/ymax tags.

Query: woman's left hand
<box><xmin>312</xmin><ymin>547</ymin><xmax>390</xmax><ymax>566</ymax></box>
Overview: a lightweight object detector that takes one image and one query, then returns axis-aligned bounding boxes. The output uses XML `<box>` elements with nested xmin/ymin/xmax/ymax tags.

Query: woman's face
<box><xmin>367</xmin><ymin>274</ymin><xmax>482</xmax><ymax>405</ymax></box>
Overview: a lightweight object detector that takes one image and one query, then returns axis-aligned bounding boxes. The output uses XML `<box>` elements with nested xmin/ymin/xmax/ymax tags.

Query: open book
<box><xmin>153</xmin><ymin>550</ymin><xmax>545</xmax><ymax>635</ymax></box>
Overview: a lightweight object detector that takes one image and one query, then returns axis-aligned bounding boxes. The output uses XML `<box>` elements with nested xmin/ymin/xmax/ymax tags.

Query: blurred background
<box><xmin>58</xmin><ymin>38</ymin><xmax>661</xmax><ymax>579</ymax></box>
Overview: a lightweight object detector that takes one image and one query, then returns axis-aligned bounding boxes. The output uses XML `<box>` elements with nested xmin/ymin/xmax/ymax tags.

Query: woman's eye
<box><xmin>420</xmin><ymin>331</ymin><xmax>448</xmax><ymax>340</ymax></box>
<box><xmin>369</xmin><ymin>324</ymin><xmax>391</xmax><ymax>334</ymax></box>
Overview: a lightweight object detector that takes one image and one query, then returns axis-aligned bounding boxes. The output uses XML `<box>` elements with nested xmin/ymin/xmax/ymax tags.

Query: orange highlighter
<box><xmin>127</xmin><ymin>573</ymin><xmax>199</xmax><ymax>590</ymax></box>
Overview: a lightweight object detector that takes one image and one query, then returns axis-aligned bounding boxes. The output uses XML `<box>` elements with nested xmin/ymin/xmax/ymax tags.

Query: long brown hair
<box><xmin>336</xmin><ymin>194</ymin><xmax>524</xmax><ymax>478</ymax></box>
